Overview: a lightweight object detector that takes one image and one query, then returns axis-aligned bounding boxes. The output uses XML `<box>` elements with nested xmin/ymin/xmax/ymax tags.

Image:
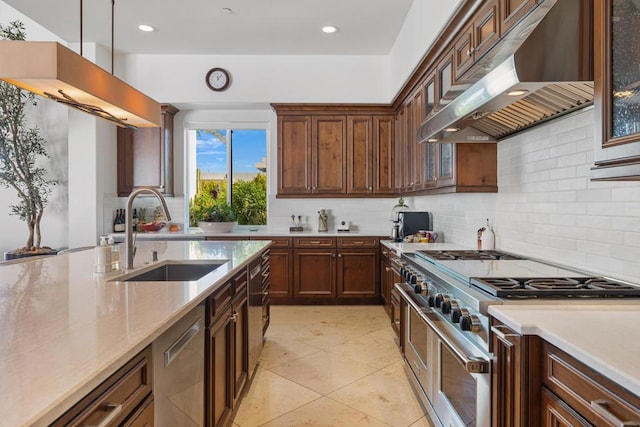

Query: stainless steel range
<box><xmin>394</xmin><ymin>249</ymin><xmax>640</xmax><ymax>427</ymax></box>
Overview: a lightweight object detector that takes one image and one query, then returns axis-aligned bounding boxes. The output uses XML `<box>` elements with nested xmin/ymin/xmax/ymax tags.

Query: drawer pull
<box><xmin>353</xmin><ymin>241</ymin><xmax>364</xmax><ymax>245</ymax></box>
<box><xmin>165</xmin><ymin>319</ymin><xmax>202</xmax><ymax>367</ymax></box>
<box><xmin>309</xmin><ymin>241</ymin><xmax>321</xmax><ymax>244</ymax></box>
<box><xmin>230</xmin><ymin>312</ymin><xmax>238</xmax><ymax>322</ymax></box>
<box><xmin>590</xmin><ymin>400</ymin><xmax>640</xmax><ymax>426</ymax></box>
<box><xmin>86</xmin><ymin>403</ymin><xmax>123</xmax><ymax>427</ymax></box>
<box><xmin>263</xmin><ymin>291</ymin><xmax>269</xmax><ymax>296</ymax></box>
<box><xmin>491</xmin><ymin>325</ymin><xmax>519</xmax><ymax>339</ymax></box>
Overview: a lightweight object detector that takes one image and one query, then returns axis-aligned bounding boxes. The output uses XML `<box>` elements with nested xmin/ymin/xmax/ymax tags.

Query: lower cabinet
<box><xmin>294</xmin><ymin>248</ymin><xmax>336</xmax><ymax>296</ymax></box>
<box><xmin>490</xmin><ymin>317</ymin><xmax>640</xmax><ymax>427</ymax></box>
<box><xmin>337</xmin><ymin>248</ymin><xmax>379</xmax><ymax>297</ymax></box>
<box><xmin>51</xmin><ymin>346</ymin><xmax>153</xmax><ymax>427</ymax></box>
<box><xmin>207</xmin><ymin>304</ymin><xmax>233</xmax><ymax>427</ymax></box>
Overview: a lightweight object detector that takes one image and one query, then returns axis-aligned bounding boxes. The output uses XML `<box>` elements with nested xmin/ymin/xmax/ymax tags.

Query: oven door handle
<box><xmin>397</xmin><ymin>285</ymin><xmax>490</xmax><ymax>375</ymax></box>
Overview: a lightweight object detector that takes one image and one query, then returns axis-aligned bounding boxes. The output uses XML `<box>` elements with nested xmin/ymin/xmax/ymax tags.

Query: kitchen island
<box><xmin>0</xmin><ymin>240</ymin><xmax>270</xmax><ymax>427</ymax></box>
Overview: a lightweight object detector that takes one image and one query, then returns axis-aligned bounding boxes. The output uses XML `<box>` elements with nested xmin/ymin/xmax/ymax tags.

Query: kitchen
<box><xmin>1</xmin><ymin>0</ymin><xmax>640</xmax><ymax>426</ymax></box>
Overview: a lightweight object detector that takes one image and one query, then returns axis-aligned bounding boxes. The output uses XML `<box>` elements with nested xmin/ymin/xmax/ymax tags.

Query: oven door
<box><xmin>430</xmin><ymin>315</ymin><xmax>491</xmax><ymax>427</ymax></box>
<box><xmin>405</xmin><ymin>304</ymin><xmax>435</xmax><ymax>402</ymax></box>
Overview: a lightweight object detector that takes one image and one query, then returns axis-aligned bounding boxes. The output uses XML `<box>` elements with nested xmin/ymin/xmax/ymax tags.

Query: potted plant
<box><xmin>190</xmin><ymin>188</ymin><xmax>237</xmax><ymax>233</ymax></box>
<box><xmin>0</xmin><ymin>21</ymin><xmax>58</xmax><ymax>260</ymax></box>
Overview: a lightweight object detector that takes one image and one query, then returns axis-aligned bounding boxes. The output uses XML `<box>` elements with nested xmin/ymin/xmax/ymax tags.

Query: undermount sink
<box><xmin>113</xmin><ymin>260</ymin><xmax>227</xmax><ymax>282</ymax></box>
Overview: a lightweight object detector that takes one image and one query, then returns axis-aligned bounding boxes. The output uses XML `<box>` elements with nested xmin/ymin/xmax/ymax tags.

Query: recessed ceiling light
<box><xmin>138</xmin><ymin>24</ymin><xmax>155</xmax><ymax>32</ymax></box>
<box><xmin>427</xmin><ymin>138</ymin><xmax>439</xmax><ymax>142</ymax></box>
<box><xmin>444</xmin><ymin>127</ymin><xmax>459</xmax><ymax>133</ymax></box>
<box><xmin>507</xmin><ymin>89</ymin><xmax>529</xmax><ymax>96</ymax></box>
<box><xmin>322</xmin><ymin>26</ymin><xmax>338</xmax><ymax>33</ymax></box>
<box><xmin>221</xmin><ymin>7</ymin><xmax>233</xmax><ymax>14</ymax></box>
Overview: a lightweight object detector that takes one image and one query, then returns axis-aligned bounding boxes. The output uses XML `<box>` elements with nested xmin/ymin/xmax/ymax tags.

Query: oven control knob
<box><xmin>460</xmin><ymin>315</ymin><xmax>472</xmax><ymax>331</ymax></box>
<box><xmin>461</xmin><ymin>314</ymin><xmax>482</xmax><ymax>332</ymax></box>
<box><xmin>441</xmin><ymin>301</ymin><xmax>451</xmax><ymax>314</ymax></box>
<box><xmin>414</xmin><ymin>281</ymin><xmax>428</xmax><ymax>294</ymax></box>
<box><xmin>427</xmin><ymin>295</ymin><xmax>436</xmax><ymax>307</ymax></box>
<box><xmin>434</xmin><ymin>294</ymin><xmax>444</xmax><ymax>308</ymax></box>
<box><xmin>410</xmin><ymin>274</ymin><xmax>418</xmax><ymax>285</ymax></box>
<box><xmin>451</xmin><ymin>308</ymin><xmax>462</xmax><ymax>323</ymax></box>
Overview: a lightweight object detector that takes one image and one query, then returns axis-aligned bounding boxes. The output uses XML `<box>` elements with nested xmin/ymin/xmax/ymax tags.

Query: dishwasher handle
<box><xmin>165</xmin><ymin>318</ymin><xmax>202</xmax><ymax>368</ymax></box>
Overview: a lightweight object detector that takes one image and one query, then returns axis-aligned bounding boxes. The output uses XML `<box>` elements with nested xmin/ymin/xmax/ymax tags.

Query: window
<box><xmin>187</xmin><ymin>126</ymin><xmax>267</xmax><ymax>228</ymax></box>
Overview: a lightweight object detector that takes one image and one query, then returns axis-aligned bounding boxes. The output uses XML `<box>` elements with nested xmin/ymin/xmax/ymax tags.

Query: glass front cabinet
<box><xmin>592</xmin><ymin>0</ymin><xmax>640</xmax><ymax>180</ymax></box>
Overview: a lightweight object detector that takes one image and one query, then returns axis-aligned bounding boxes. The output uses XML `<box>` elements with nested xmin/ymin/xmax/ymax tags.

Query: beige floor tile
<box><xmin>268</xmin><ymin>350</ymin><xmax>379</xmax><ymax>395</ymax></box>
<box><xmin>327</xmin><ymin>370</ymin><xmax>426</xmax><ymax>426</ymax></box>
<box><xmin>380</xmin><ymin>360</ymin><xmax>407</xmax><ymax>378</ymax></box>
<box><xmin>328</xmin><ymin>327</ymin><xmax>403</xmax><ymax>369</ymax></box>
<box><xmin>259</xmin><ymin>336</ymin><xmax>320</xmax><ymax>370</ymax></box>
<box><xmin>232</xmin><ymin>368</ymin><xmax>321</xmax><ymax>426</ymax></box>
<box><xmin>261</xmin><ymin>397</ymin><xmax>392</xmax><ymax>427</ymax></box>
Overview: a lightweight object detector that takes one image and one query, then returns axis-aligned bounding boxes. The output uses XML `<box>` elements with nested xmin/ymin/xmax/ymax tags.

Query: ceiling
<box><xmin>4</xmin><ymin>0</ymin><xmax>414</xmax><ymax>55</ymax></box>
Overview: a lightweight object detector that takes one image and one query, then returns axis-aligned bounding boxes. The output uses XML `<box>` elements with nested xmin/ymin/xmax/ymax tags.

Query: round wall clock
<box><xmin>205</xmin><ymin>67</ymin><xmax>231</xmax><ymax>91</ymax></box>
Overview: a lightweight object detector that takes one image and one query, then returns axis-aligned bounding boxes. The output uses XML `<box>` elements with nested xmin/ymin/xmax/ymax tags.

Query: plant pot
<box><xmin>198</xmin><ymin>221</ymin><xmax>237</xmax><ymax>233</ymax></box>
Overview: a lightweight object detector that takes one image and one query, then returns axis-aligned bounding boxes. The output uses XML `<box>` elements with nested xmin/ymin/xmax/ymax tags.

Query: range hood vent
<box><xmin>418</xmin><ymin>0</ymin><xmax>593</xmax><ymax>143</ymax></box>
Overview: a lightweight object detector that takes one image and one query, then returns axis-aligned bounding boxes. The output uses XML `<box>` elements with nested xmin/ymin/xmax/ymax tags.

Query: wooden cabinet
<box><xmin>265</xmin><ymin>238</ymin><xmax>293</xmax><ymax>301</ymax></box>
<box><xmin>52</xmin><ymin>346</ymin><xmax>153</xmax><ymax>427</ymax></box>
<box><xmin>260</xmin><ymin>249</ymin><xmax>271</xmax><ymax>334</ymax></box>
<box><xmin>501</xmin><ymin>0</ymin><xmax>538</xmax><ymax>36</ymax></box>
<box><xmin>453</xmin><ymin>0</ymin><xmax>500</xmax><ymax>82</ymax></box>
<box><xmin>117</xmin><ymin>104</ymin><xmax>178</xmax><ymax>197</ymax></box>
<box><xmin>290</xmin><ymin>236</ymin><xmax>380</xmax><ymax>302</ymax></box>
<box><xmin>541</xmin><ymin>388</ymin><xmax>591</xmax><ymax>427</ymax></box>
<box><xmin>490</xmin><ymin>319</ymin><xmax>542</xmax><ymax>427</ymax></box>
<box><xmin>592</xmin><ymin>0</ymin><xmax>640</xmax><ymax>180</ymax></box>
<box><xmin>206</xmin><ymin>267</ymin><xmax>253</xmax><ymax>427</ymax></box>
<box><xmin>347</xmin><ymin>115</ymin><xmax>396</xmax><ymax>194</ymax></box>
<box><xmin>337</xmin><ymin>237</ymin><xmax>379</xmax><ymax>298</ymax></box>
<box><xmin>273</xmin><ymin>104</ymin><xmax>395</xmax><ymax>197</ymax></box>
<box><xmin>541</xmin><ymin>341</ymin><xmax>640</xmax><ymax>426</ymax></box>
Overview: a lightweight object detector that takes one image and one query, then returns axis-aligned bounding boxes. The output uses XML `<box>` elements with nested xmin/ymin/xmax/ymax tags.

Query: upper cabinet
<box><xmin>500</xmin><ymin>0</ymin><xmax>538</xmax><ymax>35</ymax></box>
<box><xmin>592</xmin><ymin>0</ymin><xmax>640</xmax><ymax>180</ymax></box>
<box><xmin>273</xmin><ymin>104</ymin><xmax>395</xmax><ymax>197</ymax></box>
<box><xmin>117</xmin><ymin>104</ymin><xmax>178</xmax><ymax>197</ymax></box>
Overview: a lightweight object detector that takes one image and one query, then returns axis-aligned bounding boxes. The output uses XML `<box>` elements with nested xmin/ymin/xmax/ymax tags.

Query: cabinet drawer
<box><xmin>233</xmin><ymin>270</ymin><xmax>248</xmax><ymax>297</ymax></box>
<box><xmin>294</xmin><ymin>237</ymin><xmax>336</xmax><ymax>248</ymax></box>
<box><xmin>260</xmin><ymin>237</ymin><xmax>291</xmax><ymax>248</ymax></box>
<box><xmin>542</xmin><ymin>341</ymin><xmax>640</xmax><ymax>425</ymax></box>
<box><xmin>122</xmin><ymin>394</ymin><xmax>154</xmax><ymax>427</ymax></box>
<box><xmin>52</xmin><ymin>346</ymin><xmax>153</xmax><ymax>427</ymax></box>
<box><xmin>208</xmin><ymin>281</ymin><xmax>232</xmax><ymax>324</ymax></box>
<box><xmin>337</xmin><ymin>236</ymin><xmax>379</xmax><ymax>248</ymax></box>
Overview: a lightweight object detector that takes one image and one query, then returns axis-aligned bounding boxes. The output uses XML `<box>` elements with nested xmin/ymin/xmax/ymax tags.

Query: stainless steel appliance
<box><xmin>398</xmin><ymin>211</ymin><xmax>431</xmax><ymax>240</ymax></box>
<box><xmin>153</xmin><ymin>303</ymin><xmax>205</xmax><ymax>427</ymax></box>
<box><xmin>395</xmin><ymin>249</ymin><xmax>640</xmax><ymax>427</ymax></box>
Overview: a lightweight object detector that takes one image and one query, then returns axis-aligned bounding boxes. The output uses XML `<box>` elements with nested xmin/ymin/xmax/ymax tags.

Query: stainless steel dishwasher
<box><xmin>153</xmin><ymin>303</ymin><xmax>205</xmax><ymax>427</ymax></box>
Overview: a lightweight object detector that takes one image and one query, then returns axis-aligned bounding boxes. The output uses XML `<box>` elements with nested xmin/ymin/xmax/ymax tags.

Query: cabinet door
<box><xmin>347</xmin><ymin>115</ymin><xmax>374</xmax><ymax>194</ymax></box>
<box><xmin>455</xmin><ymin>0</ymin><xmax>500</xmax><ymax>82</ymax></box>
<box><xmin>438</xmin><ymin>51</ymin><xmax>455</xmax><ymax>105</ymax></box>
<box><xmin>437</xmin><ymin>143</ymin><xmax>455</xmax><ymax>187</ymax></box>
<box><xmin>268</xmin><ymin>249</ymin><xmax>292</xmax><ymax>298</ymax></box>
<box><xmin>337</xmin><ymin>249</ymin><xmax>379</xmax><ymax>298</ymax></box>
<box><xmin>403</xmin><ymin>101</ymin><xmax>414</xmax><ymax>190</ymax></box>
<box><xmin>122</xmin><ymin>395</ymin><xmax>154</xmax><ymax>427</ymax></box>
<box><xmin>294</xmin><ymin>249</ymin><xmax>335</xmax><ymax>297</ymax></box>
<box><xmin>453</xmin><ymin>22</ymin><xmax>475</xmax><ymax>82</ymax></box>
<box><xmin>278</xmin><ymin>115</ymin><xmax>312</xmax><ymax>194</ymax></box>
<box><xmin>373</xmin><ymin>115</ymin><xmax>395</xmax><ymax>194</ymax></box>
<box><xmin>492</xmin><ymin>323</ymin><xmax>527</xmax><ymax>427</ymax></box>
<box><xmin>592</xmin><ymin>0</ymin><xmax>640</xmax><ymax>179</ymax></box>
<box><xmin>501</xmin><ymin>0</ymin><xmax>537</xmax><ymax>36</ymax></box>
<box><xmin>231</xmin><ymin>292</ymin><xmax>248</xmax><ymax>408</ymax></box>
<box><xmin>541</xmin><ymin>389</ymin><xmax>591</xmax><ymax>427</ymax></box>
<box><xmin>117</xmin><ymin>104</ymin><xmax>178</xmax><ymax>197</ymax></box>
<box><xmin>311</xmin><ymin>115</ymin><xmax>346</xmax><ymax>194</ymax></box>
<box><xmin>412</xmin><ymin>88</ymin><xmax>425</xmax><ymax>190</ymax></box>
<box><xmin>395</xmin><ymin>108</ymin><xmax>406</xmax><ymax>191</ymax></box>
<box><xmin>207</xmin><ymin>306</ymin><xmax>233</xmax><ymax>427</ymax></box>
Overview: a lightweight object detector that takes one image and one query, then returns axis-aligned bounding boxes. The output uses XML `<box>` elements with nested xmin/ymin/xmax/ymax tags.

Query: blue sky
<box><xmin>196</xmin><ymin>129</ymin><xmax>267</xmax><ymax>173</ymax></box>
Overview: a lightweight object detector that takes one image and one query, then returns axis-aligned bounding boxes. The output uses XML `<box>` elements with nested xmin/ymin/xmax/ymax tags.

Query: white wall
<box><xmin>125</xmin><ymin>54</ymin><xmax>390</xmax><ymax>104</ymax></box>
<box><xmin>388</xmin><ymin>0</ymin><xmax>463</xmax><ymax>97</ymax></box>
<box><xmin>409</xmin><ymin>108</ymin><xmax>640</xmax><ymax>284</ymax></box>
<box><xmin>0</xmin><ymin>1</ymin><xmax>69</xmax><ymax>254</ymax></box>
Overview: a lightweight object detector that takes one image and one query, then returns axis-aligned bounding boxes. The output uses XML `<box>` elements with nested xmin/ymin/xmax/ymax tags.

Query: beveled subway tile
<box><xmin>261</xmin><ymin>397</ymin><xmax>392</xmax><ymax>427</ymax></box>
<box><xmin>268</xmin><ymin>350</ymin><xmax>378</xmax><ymax>395</ymax></box>
<box><xmin>327</xmin><ymin>370</ymin><xmax>426</xmax><ymax>426</ymax></box>
<box><xmin>232</xmin><ymin>368</ymin><xmax>321</xmax><ymax>426</ymax></box>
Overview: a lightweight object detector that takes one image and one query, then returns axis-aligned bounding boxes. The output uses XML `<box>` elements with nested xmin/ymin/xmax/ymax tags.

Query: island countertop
<box><xmin>0</xmin><ymin>240</ymin><xmax>270</xmax><ymax>427</ymax></box>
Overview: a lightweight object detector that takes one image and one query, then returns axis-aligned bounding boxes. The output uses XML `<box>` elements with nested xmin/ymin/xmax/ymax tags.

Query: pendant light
<box><xmin>0</xmin><ymin>0</ymin><xmax>160</xmax><ymax>128</ymax></box>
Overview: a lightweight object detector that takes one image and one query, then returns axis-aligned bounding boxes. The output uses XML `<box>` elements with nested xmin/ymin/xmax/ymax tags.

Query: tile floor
<box><xmin>232</xmin><ymin>305</ymin><xmax>434</xmax><ymax>427</ymax></box>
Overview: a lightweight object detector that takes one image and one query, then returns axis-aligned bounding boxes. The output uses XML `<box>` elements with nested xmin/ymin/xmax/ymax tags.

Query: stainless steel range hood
<box><xmin>418</xmin><ymin>0</ymin><xmax>593</xmax><ymax>144</ymax></box>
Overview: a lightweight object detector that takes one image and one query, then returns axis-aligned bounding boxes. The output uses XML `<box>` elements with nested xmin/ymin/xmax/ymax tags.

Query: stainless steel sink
<box><xmin>113</xmin><ymin>260</ymin><xmax>227</xmax><ymax>282</ymax></box>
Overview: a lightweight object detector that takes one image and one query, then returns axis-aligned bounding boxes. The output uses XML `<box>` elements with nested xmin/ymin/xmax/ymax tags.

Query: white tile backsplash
<box><xmin>409</xmin><ymin>108</ymin><xmax>640</xmax><ymax>284</ymax></box>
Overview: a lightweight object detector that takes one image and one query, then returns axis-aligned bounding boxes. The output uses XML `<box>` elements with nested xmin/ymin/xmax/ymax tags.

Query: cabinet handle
<box><xmin>353</xmin><ymin>241</ymin><xmax>364</xmax><ymax>245</ymax></box>
<box><xmin>87</xmin><ymin>403</ymin><xmax>123</xmax><ymax>427</ymax></box>
<box><xmin>230</xmin><ymin>312</ymin><xmax>238</xmax><ymax>322</ymax></box>
<box><xmin>309</xmin><ymin>241</ymin><xmax>321</xmax><ymax>245</ymax></box>
<box><xmin>590</xmin><ymin>400</ymin><xmax>640</xmax><ymax>426</ymax></box>
<box><xmin>262</xmin><ymin>291</ymin><xmax>269</xmax><ymax>296</ymax></box>
<box><xmin>369</xmin><ymin>187</ymin><xmax>373</xmax><ymax>190</ymax></box>
<box><xmin>490</xmin><ymin>325</ymin><xmax>519</xmax><ymax>339</ymax></box>
<box><xmin>338</xmin><ymin>254</ymin><xmax>342</xmax><ymax>258</ymax></box>
<box><xmin>332</xmin><ymin>253</ymin><xmax>336</xmax><ymax>258</ymax></box>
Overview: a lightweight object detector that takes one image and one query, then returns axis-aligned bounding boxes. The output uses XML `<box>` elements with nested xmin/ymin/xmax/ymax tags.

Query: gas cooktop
<box><xmin>471</xmin><ymin>276</ymin><xmax>640</xmax><ymax>298</ymax></box>
<box><xmin>415</xmin><ymin>249</ymin><xmax>525</xmax><ymax>261</ymax></box>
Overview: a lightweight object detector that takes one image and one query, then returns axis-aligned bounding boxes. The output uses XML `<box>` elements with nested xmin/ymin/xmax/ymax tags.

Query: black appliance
<box><xmin>398</xmin><ymin>211</ymin><xmax>430</xmax><ymax>239</ymax></box>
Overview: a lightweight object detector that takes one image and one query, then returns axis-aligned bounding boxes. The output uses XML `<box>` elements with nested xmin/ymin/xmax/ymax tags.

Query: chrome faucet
<box><xmin>124</xmin><ymin>187</ymin><xmax>172</xmax><ymax>269</ymax></box>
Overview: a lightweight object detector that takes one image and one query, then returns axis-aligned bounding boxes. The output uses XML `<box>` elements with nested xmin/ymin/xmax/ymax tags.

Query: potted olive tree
<box><xmin>0</xmin><ymin>21</ymin><xmax>58</xmax><ymax>260</ymax></box>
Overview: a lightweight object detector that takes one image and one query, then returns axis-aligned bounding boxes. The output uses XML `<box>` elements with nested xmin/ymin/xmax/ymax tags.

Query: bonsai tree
<box><xmin>0</xmin><ymin>21</ymin><xmax>58</xmax><ymax>254</ymax></box>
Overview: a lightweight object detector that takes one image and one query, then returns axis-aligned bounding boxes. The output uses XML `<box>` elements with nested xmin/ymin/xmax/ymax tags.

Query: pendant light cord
<box><xmin>111</xmin><ymin>0</ymin><xmax>115</xmax><ymax>74</ymax></box>
<box><xmin>79</xmin><ymin>0</ymin><xmax>83</xmax><ymax>56</ymax></box>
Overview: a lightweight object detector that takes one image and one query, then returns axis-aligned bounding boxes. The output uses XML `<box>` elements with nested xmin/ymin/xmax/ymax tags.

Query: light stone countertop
<box><xmin>380</xmin><ymin>240</ymin><xmax>470</xmax><ymax>256</ymax></box>
<box><xmin>110</xmin><ymin>229</ymin><xmax>390</xmax><ymax>241</ymax></box>
<box><xmin>0</xmin><ymin>240</ymin><xmax>271</xmax><ymax>427</ymax></box>
<box><xmin>488</xmin><ymin>305</ymin><xmax>640</xmax><ymax>397</ymax></box>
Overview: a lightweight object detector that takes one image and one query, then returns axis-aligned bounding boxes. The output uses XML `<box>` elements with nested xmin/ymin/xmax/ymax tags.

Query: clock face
<box><xmin>206</xmin><ymin>68</ymin><xmax>230</xmax><ymax>91</ymax></box>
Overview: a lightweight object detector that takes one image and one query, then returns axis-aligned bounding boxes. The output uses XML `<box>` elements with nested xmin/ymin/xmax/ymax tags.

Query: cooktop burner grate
<box><xmin>471</xmin><ymin>277</ymin><xmax>640</xmax><ymax>298</ymax></box>
<box><xmin>415</xmin><ymin>250</ymin><xmax>526</xmax><ymax>261</ymax></box>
